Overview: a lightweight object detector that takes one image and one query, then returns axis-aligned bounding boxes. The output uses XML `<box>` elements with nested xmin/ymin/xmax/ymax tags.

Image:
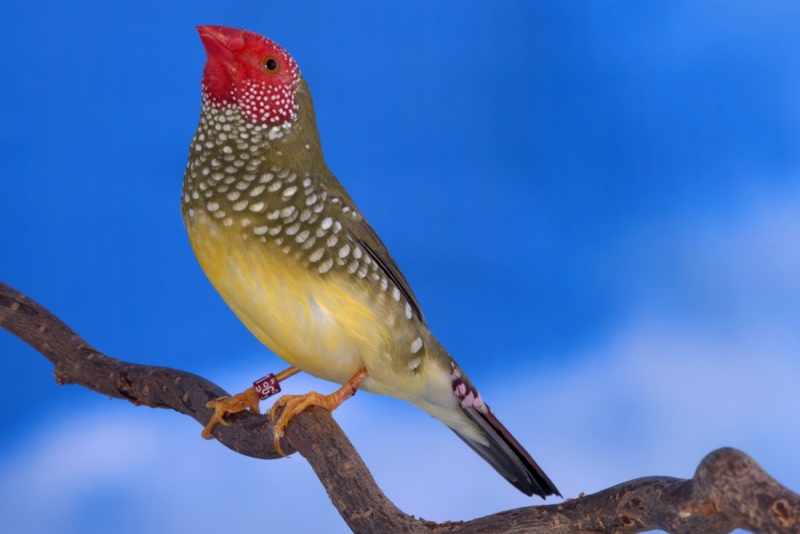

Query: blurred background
<box><xmin>2</xmin><ymin>1</ymin><xmax>799</xmax><ymax>532</ymax></box>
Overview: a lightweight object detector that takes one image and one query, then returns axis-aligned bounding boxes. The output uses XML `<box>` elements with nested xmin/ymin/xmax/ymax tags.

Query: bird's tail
<box><xmin>452</xmin><ymin>404</ymin><xmax>560</xmax><ymax>498</ymax></box>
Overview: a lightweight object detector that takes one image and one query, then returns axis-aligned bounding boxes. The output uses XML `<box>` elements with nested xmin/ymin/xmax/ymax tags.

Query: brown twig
<box><xmin>1</xmin><ymin>280</ymin><xmax>798</xmax><ymax>534</ymax></box>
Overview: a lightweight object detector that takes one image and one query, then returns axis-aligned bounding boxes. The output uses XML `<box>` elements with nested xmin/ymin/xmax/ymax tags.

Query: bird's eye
<box><xmin>263</xmin><ymin>56</ymin><xmax>280</xmax><ymax>74</ymax></box>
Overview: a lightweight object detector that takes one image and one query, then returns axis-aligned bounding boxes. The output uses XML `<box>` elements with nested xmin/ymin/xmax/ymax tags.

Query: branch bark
<box><xmin>1</xmin><ymin>280</ymin><xmax>798</xmax><ymax>534</ymax></box>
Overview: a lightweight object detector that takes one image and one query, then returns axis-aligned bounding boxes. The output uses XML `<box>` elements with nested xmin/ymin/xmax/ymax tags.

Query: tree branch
<box><xmin>1</xmin><ymin>280</ymin><xmax>798</xmax><ymax>533</ymax></box>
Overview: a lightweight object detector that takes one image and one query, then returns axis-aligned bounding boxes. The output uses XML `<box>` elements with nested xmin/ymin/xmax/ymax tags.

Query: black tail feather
<box><xmin>455</xmin><ymin>405</ymin><xmax>560</xmax><ymax>498</ymax></box>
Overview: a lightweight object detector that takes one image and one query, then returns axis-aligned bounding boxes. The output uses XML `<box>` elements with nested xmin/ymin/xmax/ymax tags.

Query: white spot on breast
<box><xmin>268</xmin><ymin>225</ymin><xmax>282</xmax><ymax>236</ymax></box>
<box><xmin>253</xmin><ymin>226</ymin><xmax>268</xmax><ymax>236</ymax></box>
<box><xmin>411</xmin><ymin>337</ymin><xmax>423</xmax><ymax>354</ymax></box>
<box><xmin>357</xmin><ymin>264</ymin><xmax>368</xmax><ymax>278</ymax></box>
<box><xmin>302</xmin><ymin>178</ymin><xmax>311</xmax><ymax>187</ymax></box>
<box><xmin>267</xmin><ymin>181</ymin><xmax>282</xmax><ymax>192</ymax></box>
<box><xmin>260</xmin><ymin>173</ymin><xmax>274</xmax><ymax>183</ymax></box>
<box><xmin>222</xmin><ymin>146</ymin><xmax>232</xmax><ymax>154</ymax></box>
<box><xmin>223</xmin><ymin>218</ymin><xmax>233</xmax><ymax>227</ymax></box>
<box><xmin>188</xmin><ymin>208</ymin><xmax>194</xmax><ymax>218</ymax></box>
<box><xmin>285</xmin><ymin>223</ymin><xmax>300</xmax><ymax>236</ymax></box>
<box><xmin>233</xmin><ymin>200</ymin><xmax>249</xmax><ymax>211</ymax></box>
<box><xmin>236</xmin><ymin>181</ymin><xmax>250</xmax><ymax>191</ymax></box>
<box><xmin>240</xmin><ymin>218</ymin><xmax>251</xmax><ymax>227</ymax></box>
<box><xmin>249</xmin><ymin>202</ymin><xmax>265</xmax><ymax>213</ymax></box>
<box><xmin>250</xmin><ymin>185</ymin><xmax>266</xmax><ymax>196</ymax></box>
<box><xmin>281</xmin><ymin>206</ymin><xmax>296</xmax><ymax>218</ymax></box>
<box><xmin>333</xmin><ymin>222</ymin><xmax>342</xmax><ymax>233</ymax></box>
<box><xmin>380</xmin><ymin>277</ymin><xmax>388</xmax><ymax>290</ymax></box>
<box><xmin>305</xmin><ymin>194</ymin><xmax>317</xmax><ymax>205</ymax></box>
<box><xmin>338</xmin><ymin>244</ymin><xmax>350</xmax><ymax>258</ymax></box>
<box><xmin>409</xmin><ymin>357</ymin><xmax>421</xmax><ymax>372</ymax></box>
<box><xmin>392</xmin><ymin>288</ymin><xmax>400</xmax><ymax>301</ymax></box>
<box><xmin>207</xmin><ymin>202</ymin><xmax>219</xmax><ymax>212</ymax></box>
<box><xmin>405</xmin><ymin>302</ymin><xmax>413</xmax><ymax>319</ymax></box>
<box><xmin>326</xmin><ymin>235</ymin><xmax>338</xmax><ymax>247</ymax></box>
<box><xmin>295</xmin><ymin>230</ymin><xmax>310</xmax><ymax>243</ymax></box>
<box><xmin>353</xmin><ymin>247</ymin><xmax>362</xmax><ymax>259</ymax></box>
<box><xmin>309</xmin><ymin>248</ymin><xmax>324</xmax><ymax>262</ymax></box>
<box><xmin>321</xmin><ymin>217</ymin><xmax>332</xmax><ymax>230</ymax></box>
<box><xmin>283</xmin><ymin>185</ymin><xmax>297</xmax><ymax>198</ymax></box>
<box><xmin>267</xmin><ymin>209</ymin><xmax>280</xmax><ymax>219</ymax></box>
<box><xmin>227</xmin><ymin>191</ymin><xmax>240</xmax><ymax>201</ymax></box>
<box><xmin>347</xmin><ymin>260</ymin><xmax>359</xmax><ymax>274</ymax></box>
<box><xmin>318</xmin><ymin>259</ymin><xmax>333</xmax><ymax>273</ymax></box>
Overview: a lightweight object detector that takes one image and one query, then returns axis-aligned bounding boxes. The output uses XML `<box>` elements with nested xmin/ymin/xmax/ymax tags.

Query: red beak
<box><xmin>197</xmin><ymin>25</ymin><xmax>245</xmax><ymax>75</ymax></box>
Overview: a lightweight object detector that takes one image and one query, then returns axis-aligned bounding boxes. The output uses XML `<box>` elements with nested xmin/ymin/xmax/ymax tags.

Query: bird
<box><xmin>182</xmin><ymin>25</ymin><xmax>560</xmax><ymax>499</ymax></box>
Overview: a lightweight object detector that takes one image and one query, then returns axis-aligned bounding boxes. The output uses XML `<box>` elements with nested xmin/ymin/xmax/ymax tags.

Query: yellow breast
<box><xmin>186</xmin><ymin>210</ymin><xmax>393</xmax><ymax>385</ymax></box>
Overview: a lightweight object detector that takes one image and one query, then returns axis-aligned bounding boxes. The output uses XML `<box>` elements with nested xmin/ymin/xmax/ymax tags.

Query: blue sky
<box><xmin>1</xmin><ymin>1</ymin><xmax>799</xmax><ymax>532</ymax></box>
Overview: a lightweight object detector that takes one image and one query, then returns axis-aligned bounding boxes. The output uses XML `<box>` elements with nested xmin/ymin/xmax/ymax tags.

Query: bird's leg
<box><xmin>270</xmin><ymin>367</ymin><xmax>368</xmax><ymax>456</ymax></box>
<box><xmin>201</xmin><ymin>365</ymin><xmax>301</xmax><ymax>439</ymax></box>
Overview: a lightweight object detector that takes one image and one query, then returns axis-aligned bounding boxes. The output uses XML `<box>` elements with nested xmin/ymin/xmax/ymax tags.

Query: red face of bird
<box><xmin>197</xmin><ymin>25</ymin><xmax>301</xmax><ymax>127</ymax></box>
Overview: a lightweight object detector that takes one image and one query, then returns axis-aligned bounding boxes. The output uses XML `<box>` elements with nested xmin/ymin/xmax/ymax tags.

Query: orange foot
<box><xmin>201</xmin><ymin>387</ymin><xmax>261</xmax><ymax>439</ymax></box>
<box><xmin>270</xmin><ymin>367</ymin><xmax>368</xmax><ymax>456</ymax></box>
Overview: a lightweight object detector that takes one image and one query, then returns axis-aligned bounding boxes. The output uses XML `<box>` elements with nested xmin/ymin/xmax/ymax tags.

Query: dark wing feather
<box><xmin>345</xmin><ymin>217</ymin><xmax>426</xmax><ymax>325</ymax></box>
<box><xmin>453</xmin><ymin>406</ymin><xmax>560</xmax><ymax>498</ymax></box>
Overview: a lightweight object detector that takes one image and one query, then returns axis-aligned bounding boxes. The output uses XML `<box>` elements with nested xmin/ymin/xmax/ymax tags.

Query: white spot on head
<box><xmin>410</xmin><ymin>337</ymin><xmax>422</xmax><ymax>354</ymax></box>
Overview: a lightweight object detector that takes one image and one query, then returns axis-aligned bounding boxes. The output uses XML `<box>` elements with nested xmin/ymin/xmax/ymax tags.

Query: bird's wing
<box><xmin>319</xmin><ymin>181</ymin><xmax>426</xmax><ymax>325</ymax></box>
<box><xmin>347</xmin><ymin>218</ymin><xmax>426</xmax><ymax>325</ymax></box>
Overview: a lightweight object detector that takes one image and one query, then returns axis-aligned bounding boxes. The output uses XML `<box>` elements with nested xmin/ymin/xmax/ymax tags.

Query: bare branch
<box><xmin>1</xmin><ymin>280</ymin><xmax>798</xmax><ymax>534</ymax></box>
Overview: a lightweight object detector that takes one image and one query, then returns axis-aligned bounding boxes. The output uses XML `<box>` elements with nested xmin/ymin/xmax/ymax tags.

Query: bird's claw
<box><xmin>201</xmin><ymin>387</ymin><xmax>261</xmax><ymax>439</ymax></box>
